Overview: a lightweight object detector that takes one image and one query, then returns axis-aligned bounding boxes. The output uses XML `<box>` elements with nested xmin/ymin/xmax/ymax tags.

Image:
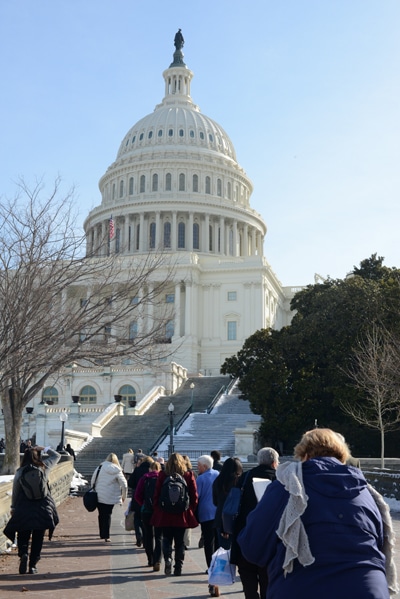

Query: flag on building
<box><xmin>109</xmin><ymin>216</ymin><xmax>115</xmax><ymax>240</ymax></box>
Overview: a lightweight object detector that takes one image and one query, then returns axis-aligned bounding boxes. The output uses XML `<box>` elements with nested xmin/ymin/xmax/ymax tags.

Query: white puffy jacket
<box><xmin>91</xmin><ymin>460</ymin><xmax>127</xmax><ymax>505</ymax></box>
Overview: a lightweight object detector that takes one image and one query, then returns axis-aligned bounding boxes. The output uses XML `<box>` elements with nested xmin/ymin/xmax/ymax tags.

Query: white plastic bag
<box><xmin>208</xmin><ymin>547</ymin><xmax>236</xmax><ymax>586</ymax></box>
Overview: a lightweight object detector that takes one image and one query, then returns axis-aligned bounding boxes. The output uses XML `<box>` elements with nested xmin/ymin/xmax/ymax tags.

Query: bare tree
<box><xmin>0</xmin><ymin>179</ymin><xmax>176</xmax><ymax>473</ymax></box>
<box><xmin>341</xmin><ymin>323</ymin><xmax>400</xmax><ymax>468</ymax></box>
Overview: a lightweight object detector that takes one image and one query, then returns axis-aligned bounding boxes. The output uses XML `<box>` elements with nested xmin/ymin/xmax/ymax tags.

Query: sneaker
<box><xmin>136</xmin><ymin>537</ymin><xmax>143</xmax><ymax>548</ymax></box>
<box><xmin>153</xmin><ymin>562</ymin><xmax>161</xmax><ymax>572</ymax></box>
<box><xmin>29</xmin><ymin>566</ymin><xmax>38</xmax><ymax>574</ymax></box>
<box><xmin>164</xmin><ymin>558</ymin><xmax>172</xmax><ymax>576</ymax></box>
<box><xmin>174</xmin><ymin>568</ymin><xmax>182</xmax><ymax>576</ymax></box>
<box><xmin>19</xmin><ymin>554</ymin><xmax>28</xmax><ymax>575</ymax></box>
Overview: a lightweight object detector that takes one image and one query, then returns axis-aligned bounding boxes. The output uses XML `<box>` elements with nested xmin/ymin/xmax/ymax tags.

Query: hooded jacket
<box><xmin>238</xmin><ymin>457</ymin><xmax>390</xmax><ymax>599</ymax></box>
<box><xmin>91</xmin><ymin>460</ymin><xmax>127</xmax><ymax>505</ymax></box>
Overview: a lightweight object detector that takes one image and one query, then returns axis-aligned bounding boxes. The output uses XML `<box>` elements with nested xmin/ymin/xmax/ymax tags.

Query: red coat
<box><xmin>150</xmin><ymin>469</ymin><xmax>199</xmax><ymax>529</ymax></box>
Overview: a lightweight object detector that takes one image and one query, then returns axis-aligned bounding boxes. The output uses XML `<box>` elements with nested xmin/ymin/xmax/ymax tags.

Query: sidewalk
<box><xmin>1</xmin><ymin>496</ymin><xmax>400</xmax><ymax>598</ymax></box>
<box><xmin>0</xmin><ymin>495</ymin><xmax>245</xmax><ymax>599</ymax></box>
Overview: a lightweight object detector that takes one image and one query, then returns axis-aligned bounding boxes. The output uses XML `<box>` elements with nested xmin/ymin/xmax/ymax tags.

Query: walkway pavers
<box><xmin>1</xmin><ymin>495</ymin><xmax>400</xmax><ymax>598</ymax></box>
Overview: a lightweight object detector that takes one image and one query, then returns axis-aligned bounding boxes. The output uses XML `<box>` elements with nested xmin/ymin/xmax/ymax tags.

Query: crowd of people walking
<box><xmin>4</xmin><ymin>429</ymin><xmax>397</xmax><ymax>599</ymax></box>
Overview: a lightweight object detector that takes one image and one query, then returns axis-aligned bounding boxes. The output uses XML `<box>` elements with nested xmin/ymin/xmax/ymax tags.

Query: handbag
<box><xmin>125</xmin><ymin>510</ymin><xmax>135</xmax><ymax>531</ymax></box>
<box><xmin>208</xmin><ymin>547</ymin><xmax>236</xmax><ymax>586</ymax></box>
<box><xmin>83</xmin><ymin>465</ymin><xmax>102</xmax><ymax>512</ymax></box>
<box><xmin>222</xmin><ymin>471</ymin><xmax>250</xmax><ymax>534</ymax></box>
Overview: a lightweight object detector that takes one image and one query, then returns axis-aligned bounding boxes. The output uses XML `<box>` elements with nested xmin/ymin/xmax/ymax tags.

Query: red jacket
<box><xmin>150</xmin><ymin>469</ymin><xmax>199</xmax><ymax>528</ymax></box>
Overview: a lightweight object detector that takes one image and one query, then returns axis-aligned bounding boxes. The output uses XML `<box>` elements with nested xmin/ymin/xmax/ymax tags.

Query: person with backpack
<box><xmin>4</xmin><ymin>445</ymin><xmax>60</xmax><ymax>575</ymax></box>
<box><xmin>134</xmin><ymin>460</ymin><xmax>163</xmax><ymax>570</ymax></box>
<box><xmin>151</xmin><ymin>452</ymin><xmax>198</xmax><ymax>577</ymax></box>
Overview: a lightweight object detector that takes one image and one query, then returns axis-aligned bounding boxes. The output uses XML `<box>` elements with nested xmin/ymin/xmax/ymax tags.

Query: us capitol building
<box><xmin>9</xmin><ymin>32</ymin><xmax>300</xmax><ymax>444</ymax></box>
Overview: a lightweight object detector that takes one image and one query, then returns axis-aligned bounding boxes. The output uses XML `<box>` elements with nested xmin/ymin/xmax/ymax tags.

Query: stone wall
<box><xmin>0</xmin><ymin>457</ymin><xmax>74</xmax><ymax>553</ymax></box>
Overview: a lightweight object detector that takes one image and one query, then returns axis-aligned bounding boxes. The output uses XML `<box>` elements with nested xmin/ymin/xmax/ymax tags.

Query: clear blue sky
<box><xmin>1</xmin><ymin>1</ymin><xmax>399</xmax><ymax>286</ymax></box>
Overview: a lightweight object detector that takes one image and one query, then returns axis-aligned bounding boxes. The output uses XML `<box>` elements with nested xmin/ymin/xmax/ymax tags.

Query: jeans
<box><xmin>97</xmin><ymin>502</ymin><xmax>114</xmax><ymax>539</ymax></box>
<box><xmin>141</xmin><ymin>511</ymin><xmax>162</xmax><ymax>565</ymax></box>
<box><xmin>200</xmin><ymin>520</ymin><xmax>217</xmax><ymax>568</ymax></box>
<box><xmin>162</xmin><ymin>526</ymin><xmax>186</xmax><ymax>571</ymax></box>
<box><xmin>17</xmin><ymin>529</ymin><xmax>45</xmax><ymax>568</ymax></box>
<box><xmin>237</xmin><ymin>555</ymin><xmax>268</xmax><ymax>599</ymax></box>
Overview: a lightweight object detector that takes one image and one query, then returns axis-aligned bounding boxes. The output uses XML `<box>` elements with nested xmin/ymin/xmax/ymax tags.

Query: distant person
<box><xmin>134</xmin><ymin>460</ymin><xmax>163</xmax><ymax>570</ymax></box>
<box><xmin>211</xmin><ymin>450</ymin><xmax>223</xmax><ymax>472</ymax></box>
<box><xmin>134</xmin><ymin>448</ymin><xmax>145</xmax><ymax>466</ymax></box>
<box><xmin>151</xmin><ymin>452</ymin><xmax>198</xmax><ymax>576</ymax></box>
<box><xmin>196</xmin><ymin>455</ymin><xmax>219</xmax><ymax>583</ymax></box>
<box><xmin>230</xmin><ymin>447</ymin><xmax>279</xmax><ymax>599</ymax></box>
<box><xmin>238</xmin><ymin>429</ymin><xmax>397</xmax><ymax>599</ymax></box>
<box><xmin>128</xmin><ymin>456</ymin><xmax>153</xmax><ymax>547</ymax></box>
<box><xmin>4</xmin><ymin>445</ymin><xmax>60</xmax><ymax>574</ymax></box>
<box><xmin>91</xmin><ymin>453</ymin><xmax>127</xmax><ymax>542</ymax></box>
<box><xmin>65</xmin><ymin>444</ymin><xmax>76</xmax><ymax>461</ymax></box>
<box><xmin>121</xmin><ymin>448</ymin><xmax>135</xmax><ymax>478</ymax></box>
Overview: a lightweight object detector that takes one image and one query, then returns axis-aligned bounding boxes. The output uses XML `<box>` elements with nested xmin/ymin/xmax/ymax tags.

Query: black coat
<box><xmin>230</xmin><ymin>464</ymin><xmax>276</xmax><ymax>564</ymax></box>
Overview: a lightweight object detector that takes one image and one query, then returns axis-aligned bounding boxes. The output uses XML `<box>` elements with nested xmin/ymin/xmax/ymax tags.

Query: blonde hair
<box><xmin>294</xmin><ymin>428</ymin><xmax>350</xmax><ymax>463</ymax></box>
<box><xmin>106</xmin><ymin>453</ymin><xmax>121</xmax><ymax>467</ymax></box>
<box><xmin>150</xmin><ymin>460</ymin><xmax>161</xmax><ymax>472</ymax></box>
<box><xmin>165</xmin><ymin>452</ymin><xmax>187</xmax><ymax>476</ymax></box>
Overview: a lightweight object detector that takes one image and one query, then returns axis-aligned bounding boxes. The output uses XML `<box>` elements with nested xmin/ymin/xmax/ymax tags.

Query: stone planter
<box><xmin>114</xmin><ymin>395</ymin><xmax>122</xmax><ymax>403</ymax></box>
<box><xmin>128</xmin><ymin>399</ymin><xmax>137</xmax><ymax>408</ymax></box>
<box><xmin>72</xmin><ymin>396</ymin><xmax>80</xmax><ymax>403</ymax></box>
<box><xmin>26</xmin><ymin>407</ymin><xmax>34</xmax><ymax>414</ymax></box>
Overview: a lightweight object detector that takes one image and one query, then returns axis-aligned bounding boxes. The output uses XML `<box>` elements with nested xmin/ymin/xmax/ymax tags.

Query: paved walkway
<box><xmin>1</xmin><ymin>496</ymin><xmax>400</xmax><ymax>598</ymax></box>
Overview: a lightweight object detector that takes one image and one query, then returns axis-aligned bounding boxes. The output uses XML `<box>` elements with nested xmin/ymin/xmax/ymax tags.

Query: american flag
<box><xmin>109</xmin><ymin>216</ymin><xmax>115</xmax><ymax>240</ymax></box>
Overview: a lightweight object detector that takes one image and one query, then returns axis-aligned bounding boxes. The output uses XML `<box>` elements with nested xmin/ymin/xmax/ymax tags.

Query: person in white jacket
<box><xmin>91</xmin><ymin>453</ymin><xmax>127</xmax><ymax>542</ymax></box>
<box><xmin>121</xmin><ymin>448</ymin><xmax>135</xmax><ymax>479</ymax></box>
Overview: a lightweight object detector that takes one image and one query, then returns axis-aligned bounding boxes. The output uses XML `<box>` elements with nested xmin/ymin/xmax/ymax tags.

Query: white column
<box><xmin>155</xmin><ymin>212</ymin><xmax>161</xmax><ymax>249</ymax></box>
<box><xmin>172</xmin><ymin>211</ymin><xmax>177</xmax><ymax>251</ymax></box>
<box><xmin>243</xmin><ymin>224</ymin><xmax>249</xmax><ymax>257</ymax></box>
<box><xmin>139</xmin><ymin>213</ymin><xmax>145</xmax><ymax>252</ymax></box>
<box><xmin>251</xmin><ymin>228</ymin><xmax>257</xmax><ymax>256</ymax></box>
<box><xmin>124</xmin><ymin>218</ymin><xmax>130</xmax><ymax>253</ymax></box>
<box><xmin>188</xmin><ymin>212</ymin><xmax>194</xmax><ymax>251</ymax></box>
<box><xmin>219</xmin><ymin>217</ymin><xmax>225</xmax><ymax>255</ymax></box>
<box><xmin>204</xmin><ymin>214</ymin><xmax>209</xmax><ymax>252</ymax></box>
<box><xmin>184</xmin><ymin>282</ymin><xmax>192</xmax><ymax>336</ymax></box>
<box><xmin>174</xmin><ymin>283</ymin><xmax>181</xmax><ymax>337</ymax></box>
<box><xmin>233</xmin><ymin>220</ymin><xmax>238</xmax><ymax>257</ymax></box>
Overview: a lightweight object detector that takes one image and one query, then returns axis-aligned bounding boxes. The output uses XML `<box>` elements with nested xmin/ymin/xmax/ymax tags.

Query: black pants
<box><xmin>17</xmin><ymin>529</ymin><xmax>45</xmax><ymax>568</ymax></box>
<box><xmin>141</xmin><ymin>512</ymin><xmax>162</xmax><ymax>565</ymax></box>
<box><xmin>162</xmin><ymin>526</ymin><xmax>185</xmax><ymax>570</ymax></box>
<box><xmin>200</xmin><ymin>519</ymin><xmax>217</xmax><ymax>568</ymax></box>
<box><xmin>237</xmin><ymin>555</ymin><xmax>268</xmax><ymax>599</ymax></box>
<box><xmin>97</xmin><ymin>502</ymin><xmax>114</xmax><ymax>539</ymax></box>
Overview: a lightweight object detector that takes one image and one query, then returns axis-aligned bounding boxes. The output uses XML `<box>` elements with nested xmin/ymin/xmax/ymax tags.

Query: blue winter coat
<box><xmin>238</xmin><ymin>457</ymin><xmax>389</xmax><ymax>599</ymax></box>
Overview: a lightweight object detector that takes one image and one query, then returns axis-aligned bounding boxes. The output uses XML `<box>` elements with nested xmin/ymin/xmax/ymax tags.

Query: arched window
<box><xmin>209</xmin><ymin>224</ymin><xmax>213</xmax><ymax>251</ymax></box>
<box><xmin>152</xmin><ymin>173</ymin><xmax>158</xmax><ymax>192</ymax></box>
<box><xmin>149</xmin><ymin>222</ymin><xmax>156</xmax><ymax>249</ymax></box>
<box><xmin>42</xmin><ymin>386</ymin><xmax>58</xmax><ymax>405</ymax></box>
<box><xmin>140</xmin><ymin>175</ymin><xmax>145</xmax><ymax>193</ymax></box>
<box><xmin>193</xmin><ymin>222</ymin><xmax>200</xmax><ymax>250</ymax></box>
<box><xmin>217</xmin><ymin>178</ymin><xmax>222</xmax><ymax>197</ymax></box>
<box><xmin>112</xmin><ymin>183</ymin><xmax>116</xmax><ymax>200</ymax></box>
<box><xmin>205</xmin><ymin>176</ymin><xmax>211</xmax><ymax>194</ymax></box>
<box><xmin>129</xmin><ymin>177</ymin><xmax>134</xmax><ymax>195</ymax></box>
<box><xmin>166</xmin><ymin>173</ymin><xmax>172</xmax><ymax>191</ymax></box>
<box><xmin>80</xmin><ymin>385</ymin><xmax>97</xmax><ymax>404</ymax></box>
<box><xmin>227</xmin><ymin>181</ymin><xmax>232</xmax><ymax>200</ymax></box>
<box><xmin>119</xmin><ymin>384</ymin><xmax>136</xmax><ymax>402</ymax></box>
<box><xmin>119</xmin><ymin>180</ymin><xmax>124</xmax><ymax>198</ymax></box>
<box><xmin>179</xmin><ymin>173</ymin><xmax>185</xmax><ymax>191</ymax></box>
<box><xmin>193</xmin><ymin>174</ymin><xmax>199</xmax><ymax>192</ymax></box>
<box><xmin>164</xmin><ymin>222</ymin><xmax>171</xmax><ymax>248</ymax></box>
<box><xmin>129</xmin><ymin>321</ymin><xmax>138</xmax><ymax>341</ymax></box>
<box><xmin>178</xmin><ymin>222</ymin><xmax>185</xmax><ymax>249</ymax></box>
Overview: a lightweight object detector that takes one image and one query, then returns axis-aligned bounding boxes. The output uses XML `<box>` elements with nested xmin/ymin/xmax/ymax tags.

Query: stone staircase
<box><xmin>75</xmin><ymin>376</ymin><xmax>229</xmax><ymax>479</ymax></box>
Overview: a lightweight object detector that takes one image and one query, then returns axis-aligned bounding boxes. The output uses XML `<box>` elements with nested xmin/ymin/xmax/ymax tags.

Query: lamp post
<box><xmin>168</xmin><ymin>402</ymin><xmax>175</xmax><ymax>456</ymax></box>
<box><xmin>59</xmin><ymin>411</ymin><xmax>68</xmax><ymax>453</ymax></box>
<box><xmin>190</xmin><ymin>382</ymin><xmax>195</xmax><ymax>412</ymax></box>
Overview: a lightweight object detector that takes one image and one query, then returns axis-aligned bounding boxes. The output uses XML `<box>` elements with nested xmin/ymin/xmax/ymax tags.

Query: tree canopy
<box><xmin>221</xmin><ymin>255</ymin><xmax>400</xmax><ymax>456</ymax></box>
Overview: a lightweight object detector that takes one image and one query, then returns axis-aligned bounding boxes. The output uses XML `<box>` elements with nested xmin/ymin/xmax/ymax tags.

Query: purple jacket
<box><xmin>238</xmin><ymin>457</ymin><xmax>389</xmax><ymax>599</ymax></box>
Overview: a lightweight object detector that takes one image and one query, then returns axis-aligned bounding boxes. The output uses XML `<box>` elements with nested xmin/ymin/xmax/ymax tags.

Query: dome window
<box><xmin>149</xmin><ymin>222</ymin><xmax>156</xmax><ymax>249</ymax></box>
<box><xmin>179</xmin><ymin>173</ymin><xmax>185</xmax><ymax>192</ymax></box>
<box><xmin>209</xmin><ymin>134</ymin><xmax>214</xmax><ymax>142</ymax></box>
<box><xmin>119</xmin><ymin>180</ymin><xmax>124</xmax><ymax>198</ymax></box>
<box><xmin>132</xmin><ymin>136</ymin><xmax>136</xmax><ymax>144</ymax></box>
<box><xmin>165</xmin><ymin>173</ymin><xmax>172</xmax><ymax>191</ymax></box>
<box><xmin>178</xmin><ymin>222</ymin><xmax>185</xmax><ymax>249</ymax></box>
<box><xmin>217</xmin><ymin>179</ymin><xmax>222</xmax><ymax>197</ymax></box>
<box><xmin>179</xmin><ymin>129</ymin><xmax>184</xmax><ymax>137</ymax></box>
<box><xmin>193</xmin><ymin>223</ymin><xmax>200</xmax><ymax>250</ymax></box>
<box><xmin>148</xmin><ymin>131</ymin><xmax>153</xmax><ymax>139</ymax></box>
<box><xmin>129</xmin><ymin>177</ymin><xmax>134</xmax><ymax>195</ymax></box>
<box><xmin>139</xmin><ymin>133</ymin><xmax>144</xmax><ymax>141</ymax></box>
<box><xmin>125</xmin><ymin>139</ymin><xmax>129</xmax><ymax>146</ymax></box>
<box><xmin>164</xmin><ymin>222</ymin><xmax>171</xmax><ymax>248</ymax></box>
<box><xmin>205</xmin><ymin>176</ymin><xmax>211</xmax><ymax>195</ymax></box>
<box><xmin>158</xmin><ymin>129</ymin><xmax>163</xmax><ymax>137</ymax></box>
<box><xmin>189</xmin><ymin>130</ymin><xmax>195</xmax><ymax>138</ymax></box>
<box><xmin>168</xmin><ymin>129</ymin><xmax>174</xmax><ymax>137</ymax></box>
<box><xmin>140</xmin><ymin>175</ymin><xmax>145</xmax><ymax>193</ymax></box>
<box><xmin>199</xmin><ymin>131</ymin><xmax>205</xmax><ymax>140</ymax></box>
<box><xmin>193</xmin><ymin>174</ymin><xmax>199</xmax><ymax>193</ymax></box>
<box><xmin>152</xmin><ymin>173</ymin><xmax>158</xmax><ymax>192</ymax></box>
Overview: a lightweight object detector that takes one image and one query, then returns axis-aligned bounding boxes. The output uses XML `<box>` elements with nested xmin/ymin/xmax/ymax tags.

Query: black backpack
<box><xmin>19</xmin><ymin>464</ymin><xmax>48</xmax><ymax>500</ymax></box>
<box><xmin>159</xmin><ymin>473</ymin><xmax>190</xmax><ymax>514</ymax></box>
<box><xmin>143</xmin><ymin>476</ymin><xmax>157</xmax><ymax>512</ymax></box>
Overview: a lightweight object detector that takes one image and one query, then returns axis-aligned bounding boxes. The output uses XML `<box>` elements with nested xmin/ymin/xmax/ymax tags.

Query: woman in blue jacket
<box><xmin>238</xmin><ymin>428</ymin><xmax>397</xmax><ymax>599</ymax></box>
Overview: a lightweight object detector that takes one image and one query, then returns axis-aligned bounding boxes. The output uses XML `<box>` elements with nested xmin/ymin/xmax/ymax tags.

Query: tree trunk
<box><xmin>380</xmin><ymin>427</ymin><xmax>385</xmax><ymax>469</ymax></box>
<box><xmin>1</xmin><ymin>388</ymin><xmax>24</xmax><ymax>474</ymax></box>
